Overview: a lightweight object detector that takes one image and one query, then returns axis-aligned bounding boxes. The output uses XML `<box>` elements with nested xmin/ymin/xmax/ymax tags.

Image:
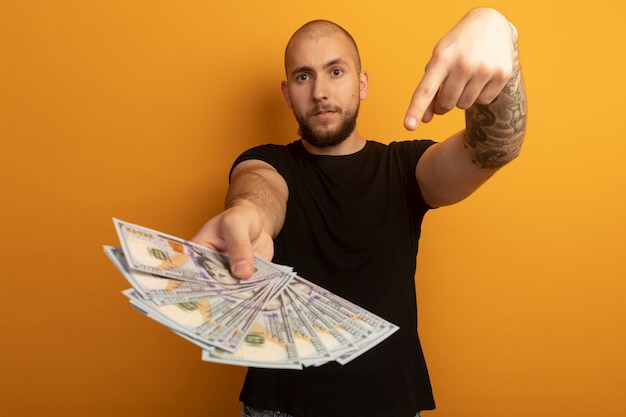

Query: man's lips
<box><xmin>310</xmin><ymin>107</ymin><xmax>339</xmax><ymax>118</ymax></box>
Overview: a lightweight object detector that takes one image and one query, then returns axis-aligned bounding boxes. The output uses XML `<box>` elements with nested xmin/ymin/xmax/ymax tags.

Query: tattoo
<box><xmin>464</xmin><ymin>46</ymin><xmax>527</xmax><ymax>169</ymax></box>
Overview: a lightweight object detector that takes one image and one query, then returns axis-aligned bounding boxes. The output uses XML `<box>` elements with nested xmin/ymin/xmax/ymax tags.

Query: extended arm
<box><xmin>191</xmin><ymin>160</ymin><xmax>288</xmax><ymax>279</ymax></box>
<box><xmin>408</xmin><ymin>8</ymin><xmax>527</xmax><ymax>207</ymax></box>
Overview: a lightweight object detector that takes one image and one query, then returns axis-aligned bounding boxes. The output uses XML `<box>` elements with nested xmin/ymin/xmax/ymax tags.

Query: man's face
<box><xmin>282</xmin><ymin>31</ymin><xmax>367</xmax><ymax>148</ymax></box>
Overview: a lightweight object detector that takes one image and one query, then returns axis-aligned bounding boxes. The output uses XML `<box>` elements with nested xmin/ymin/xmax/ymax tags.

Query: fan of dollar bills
<box><xmin>104</xmin><ymin>219</ymin><xmax>399</xmax><ymax>369</ymax></box>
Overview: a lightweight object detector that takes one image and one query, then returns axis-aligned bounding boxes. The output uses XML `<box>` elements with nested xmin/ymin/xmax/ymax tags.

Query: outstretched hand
<box><xmin>404</xmin><ymin>8</ymin><xmax>517</xmax><ymax>130</ymax></box>
<box><xmin>190</xmin><ymin>205</ymin><xmax>274</xmax><ymax>280</ymax></box>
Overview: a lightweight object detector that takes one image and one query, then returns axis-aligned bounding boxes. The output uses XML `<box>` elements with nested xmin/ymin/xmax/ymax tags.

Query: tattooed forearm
<box><xmin>464</xmin><ymin>47</ymin><xmax>527</xmax><ymax>169</ymax></box>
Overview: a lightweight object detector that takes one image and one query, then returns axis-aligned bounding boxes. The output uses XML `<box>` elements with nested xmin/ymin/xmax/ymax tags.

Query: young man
<box><xmin>192</xmin><ymin>7</ymin><xmax>526</xmax><ymax>417</ymax></box>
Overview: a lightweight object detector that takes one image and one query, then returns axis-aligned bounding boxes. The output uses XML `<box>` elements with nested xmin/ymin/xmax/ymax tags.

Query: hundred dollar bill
<box><xmin>290</xmin><ymin>275</ymin><xmax>398</xmax><ymax>342</ymax></box>
<box><xmin>279</xmin><ymin>290</ymin><xmax>333</xmax><ymax>367</ymax></box>
<box><xmin>120</xmin><ymin>267</ymin><xmax>295</xmax><ymax>354</ymax></box>
<box><xmin>141</xmin><ymin>313</ymin><xmax>302</xmax><ymax>370</ymax></box>
<box><xmin>289</xmin><ymin>276</ymin><xmax>399</xmax><ymax>364</ymax></box>
<box><xmin>289</xmin><ymin>284</ymin><xmax>372</xmax><ymax>348</ymax></box>
<box><xmin>335</xmin><ymin>324</ymin><xmax>400</xmax><ymax>365</ymax></box>
<box><xmin>201</xmin><ymin>305</ymin><xmax>301</xmax><ymax>369</ymax></box>
<box><xmin>145</xmin><ymin>291</ymin><xmax>304</xmax><ymax>369</ymax></box>
<box><xmin>113</xmin><ymin>218</ymin><xmax>290</xmax><ymax>287</ymax></box>
<box><xmin>285</xmin><ymin>287</ymin><xmax>354</xmax><ymax>359</ymax></box>
<box><xmin>105</xmin><ymin>246</ymin><xmax>220</xmax><ymax>304</ymax></box>
<box><xmin>205</xmin><ymin>274</ymin><xmax>295</xmax><ymax>352</ymax></box>
<box><xmin>123</xmin><ymin>288</ymin><xmax>263</xmax><ymax>352</ymax></box>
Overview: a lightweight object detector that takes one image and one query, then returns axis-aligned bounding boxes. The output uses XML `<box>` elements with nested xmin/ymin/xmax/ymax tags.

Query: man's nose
<box><xmin>312</xmin><ymin>77</ymin><xmax>329</xmax><ymax>101</ymax></box>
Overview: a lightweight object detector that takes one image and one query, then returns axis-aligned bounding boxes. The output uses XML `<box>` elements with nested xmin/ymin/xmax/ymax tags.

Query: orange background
<box><xmin>1</xmin><ymin>1</ymin><xmax>624</xmax><ymax>416</ymax></box>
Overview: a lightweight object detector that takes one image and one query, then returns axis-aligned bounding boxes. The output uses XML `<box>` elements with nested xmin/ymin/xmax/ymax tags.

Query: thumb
<box><xmin>221</xmin><ymin>214</ymin><xmax>257</xmax><ymax>279</ymax></box>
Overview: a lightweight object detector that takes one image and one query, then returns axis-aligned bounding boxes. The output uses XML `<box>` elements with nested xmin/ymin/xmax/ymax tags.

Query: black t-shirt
<box><xmin>233</xmin><ymin>139</ymin><xmax>436</xmax><ymax>417</ymax></box>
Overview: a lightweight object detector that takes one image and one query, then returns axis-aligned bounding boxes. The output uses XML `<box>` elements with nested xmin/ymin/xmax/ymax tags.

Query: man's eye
<box><xmin>331</xmin><ymin>68</ymin><xmax>343</xmax><ymax>77</ymax></box>
<box><xmin>297</xmin><ymin>74</ymin><xmax>310</xmax><ymax>81</ymax></box>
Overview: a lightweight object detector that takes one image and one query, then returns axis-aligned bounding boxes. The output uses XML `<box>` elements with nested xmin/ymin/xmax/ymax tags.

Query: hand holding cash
<box><xmin>105</xmin><ymin>219</ymin><xmax>399</xmax><ymax>369</ymax></box>
<box><xmin>190</xmin><ymin>205</ymin><xmax>275</xmax><ymax>279</ymax></box>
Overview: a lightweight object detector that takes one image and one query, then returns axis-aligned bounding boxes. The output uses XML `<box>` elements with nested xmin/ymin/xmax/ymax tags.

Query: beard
<box><xmin>295</xmin><ymin>104</ymin><xmax>359</xmax><ymax>148</ymax></box>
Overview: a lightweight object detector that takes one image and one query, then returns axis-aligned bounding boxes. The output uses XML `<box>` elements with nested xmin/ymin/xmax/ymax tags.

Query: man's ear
<box><xmin>281</xmin><ymin>81</ymin><xmax>293</xmax><ymax>109</ymax></box>
<box><xmin>359</xmin><ymin>71</ymin><xmax>369</xmax><ymax>100</ymax></box>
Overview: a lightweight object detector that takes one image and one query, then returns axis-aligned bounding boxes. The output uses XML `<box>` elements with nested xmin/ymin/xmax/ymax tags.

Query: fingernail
<box><xmin>406</xmin><ymin>117</ymin><xmax>418</xmax><ymax>129</ymax></box>
<box><xmin>233</xmin><ymin>260</ymin><xmax>250</xmax><ymax>276</ymax></box>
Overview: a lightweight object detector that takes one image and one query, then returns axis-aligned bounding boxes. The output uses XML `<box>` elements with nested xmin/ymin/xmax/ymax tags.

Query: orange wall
<box><xmin>2</xmin><ymin>1</ymin><xmax>625</xmax><ymax>416</ymax></box>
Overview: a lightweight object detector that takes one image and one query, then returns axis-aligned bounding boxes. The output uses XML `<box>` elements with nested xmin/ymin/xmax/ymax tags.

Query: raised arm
<box><xmin>191</xmin><ymin>159</ymin><xmax>289</xmax><ymax>279</ymax></box>
<box><xmin>407</xmin><ymin>8</ymin><xmax>527</xmax><ymax>207</ymax></box>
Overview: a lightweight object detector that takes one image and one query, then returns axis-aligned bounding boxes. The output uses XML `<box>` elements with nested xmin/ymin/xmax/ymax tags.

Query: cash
<box><xmin>105</xmin><ymin>218</ymin><xmax>399</xmax><ymax>369</ymax></box>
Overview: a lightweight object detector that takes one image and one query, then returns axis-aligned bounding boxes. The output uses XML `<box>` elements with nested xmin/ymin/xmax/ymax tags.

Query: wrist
<box><xmin>468</xmin><ymin>8</ymin><xmax>517</xmax><ymax>44</ymax></box>
<box><xmin>226</xmin><ymin>199</ymin><xmax>280</xmax><ymax>238</ymax></box>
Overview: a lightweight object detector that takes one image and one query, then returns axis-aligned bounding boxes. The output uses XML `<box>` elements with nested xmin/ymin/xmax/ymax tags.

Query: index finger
<box><xmin>404</xmin><ymin>66</ymin><xmax>447</xmax><ymax>130</ymax></box>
